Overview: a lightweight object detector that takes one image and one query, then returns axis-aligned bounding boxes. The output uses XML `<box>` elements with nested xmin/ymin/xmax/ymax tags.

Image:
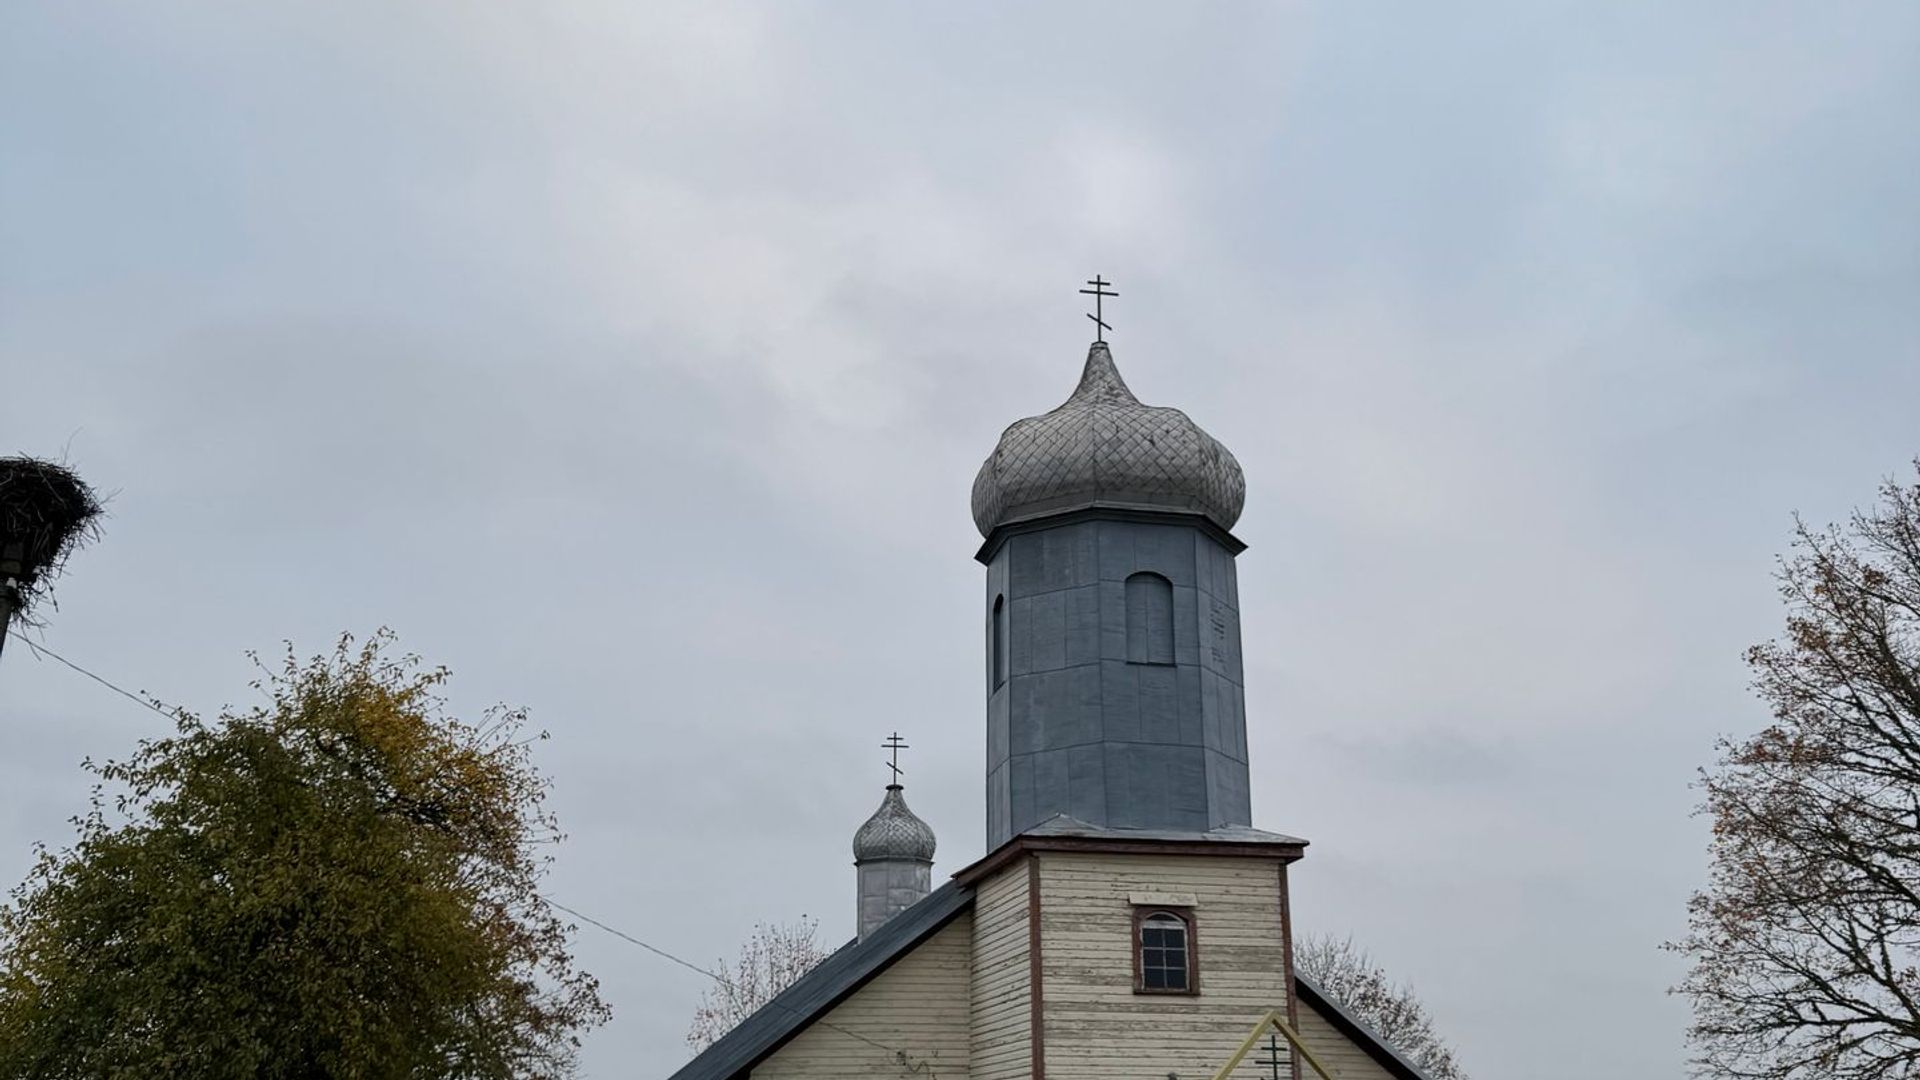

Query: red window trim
<box><xmin>1132</xmin><ymin>905</ymin><xmax>1199</xmax><ymax>996</ymax></box>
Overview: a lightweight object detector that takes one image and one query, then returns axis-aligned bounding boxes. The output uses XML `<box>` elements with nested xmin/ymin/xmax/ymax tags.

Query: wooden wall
<box><xmin>1295</xmin><ymin>995</ymin><xmax>1404</xmax><ymax>1080</ymax></box>
<box><xmin>1035</xmin><ymin>851</ymin><xmax>1292</xmax><ymax>1079</ymax></box>
<box><xmin>752</xmin><ymin>913</ymin><xmax>973</xmax><ymax>1080</ymax></box>
<box><xmin>968</xmin><ymin>860</ymin><xmax>1033</xmax><ymax>1080</ymax></box>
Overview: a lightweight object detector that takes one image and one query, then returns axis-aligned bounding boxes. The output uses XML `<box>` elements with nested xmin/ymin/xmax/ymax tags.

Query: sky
<box><xmin>2</xmin><ymin>3</ymin><xmax>1917</xmax><ymax>1077</ymax></box>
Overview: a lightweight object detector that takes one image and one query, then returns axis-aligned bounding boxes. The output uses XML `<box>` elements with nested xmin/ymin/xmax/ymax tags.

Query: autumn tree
<box><xmin>1672</xmin><ymin>466</ymin><xmax>1920</xmax><ymax>1080</ymax></box>
<box><xmin>1295</xmin><ymin>933</ymin><xmax>1468</xmax><ymax>1080</ymax></box>
<box><xmin>0</xmin><ymin>631</ymin><xmax>608</xmax><ymax>1079</ymax></box>
<box><xmin>686</xmin><ymin>917</ymin><xmax>831</xmax><ymax>1052</ymax></box>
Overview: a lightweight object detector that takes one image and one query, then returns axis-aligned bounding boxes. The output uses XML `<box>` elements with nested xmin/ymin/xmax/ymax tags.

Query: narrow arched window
<box><xmin>991</xmin><ymin>594</ymin><xmax>1008</xmax><ymax>689</ymax></box>
<box><xmin>1125</xmin><ymin>571</ymin><xmax>1174</xmax><ymax>664</ymax></box>
<box><xmin>1135</xmin><ymin>908</ymin><xmax>1196</xmax><ymax>994</ymax></box>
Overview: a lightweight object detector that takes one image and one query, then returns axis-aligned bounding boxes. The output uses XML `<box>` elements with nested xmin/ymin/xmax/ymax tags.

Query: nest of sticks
<box><xmin>0</xmin><ymin>456</ymin><xmax>103</xmax><ymax>626</ymax></box>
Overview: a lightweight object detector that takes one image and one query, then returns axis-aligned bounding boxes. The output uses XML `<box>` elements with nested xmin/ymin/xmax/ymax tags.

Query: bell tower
<box><xmin>971</xmin><ymin>340</ymin><xmax>1252</xmax><ymax>850</ymax></box>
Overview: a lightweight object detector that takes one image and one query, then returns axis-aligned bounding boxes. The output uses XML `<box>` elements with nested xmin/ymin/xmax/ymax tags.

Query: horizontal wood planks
<box><xmin>1296</xmin><ymin>994</ymin><xmax>1401</xmax><ymax>1079</ymax></box>
<box><xmin>1037</xmin><ymin>852</ymin><xmax>1291</xmax><ymax>1079</ymax></box>
<box><xmin>752</xmin><ymin>913</ymin><xmax>973</xmax><ymax>1080</ymax></box>
<box><xmin>969</xmin><ymin>860</ymin><xmax>1033</xmax><ymax>1080</ymax></box>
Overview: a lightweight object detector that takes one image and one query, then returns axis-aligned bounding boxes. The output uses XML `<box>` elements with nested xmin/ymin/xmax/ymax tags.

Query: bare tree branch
<box><xmin>1670</xmin><ymin>462</ymin><xmax>1920</xmax><ymax>1080</ymax></box>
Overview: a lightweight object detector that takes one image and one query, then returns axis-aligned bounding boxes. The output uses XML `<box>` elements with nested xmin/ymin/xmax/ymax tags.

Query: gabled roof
<box><xmin>1296</xmin><ymin>973</ymin><xmax>1438</xmax><ymax>1080</ymax></box>
<box><xmin>663</xmin><ymin>880</ymin><xmax>972</xmax><ymax>1080</ymax></box>
<box><xmin>665</xmin><ymin>873</ymin><xmax>1434</xmax><ymax>1080</ymax></box>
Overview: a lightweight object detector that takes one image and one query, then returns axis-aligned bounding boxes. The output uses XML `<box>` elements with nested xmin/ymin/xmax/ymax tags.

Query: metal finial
<box><xmin>882</xmin><ymin>732</ymin><xmax>909</xmax><ymax>784</ymax></box>
<box><xmin>1079</xmin><ymin>275</ymin><xmax>1118</xmax><ymax>342</ymax></box>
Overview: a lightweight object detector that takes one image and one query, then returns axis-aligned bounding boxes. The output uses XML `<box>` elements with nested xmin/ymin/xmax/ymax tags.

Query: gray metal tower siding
<box><xmin>984</xmin><ymin>515</ymin><xmax>1251</xmax><ymax>848</ymax></box>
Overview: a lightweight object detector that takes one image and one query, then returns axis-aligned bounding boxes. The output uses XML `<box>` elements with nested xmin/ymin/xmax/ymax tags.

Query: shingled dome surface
<box><xmin>852</xmin><ymin>785</ymin><xmax>937</xmax><ymax>863</ymax></box>
<box><xmin>971</xmin><ymin>342</ymin><xmax>1245</xmax><ymax>537</ymax></box>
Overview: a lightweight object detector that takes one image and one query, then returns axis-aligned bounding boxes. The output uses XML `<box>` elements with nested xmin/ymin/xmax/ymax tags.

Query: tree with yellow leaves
<box><xmin>0</xmin><ymin>631</ymin><xmax>608</xmax><ymax>1078</ymax></box>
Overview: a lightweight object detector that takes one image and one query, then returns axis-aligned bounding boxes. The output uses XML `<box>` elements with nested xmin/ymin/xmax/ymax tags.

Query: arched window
<box><xmin>991</xmin><ymin>594</ymin><xmax>1008</xmax><ymax>689</ymax></box>
<box><xmin>1125</xmin><ymin>571</ymin><xmax>1175</xmax><ymax>665</ymax></box>
<box><xmin>1134</xmin><ymin>908</ymin><xmax>1196</xmax><ymax>994</ymax></box>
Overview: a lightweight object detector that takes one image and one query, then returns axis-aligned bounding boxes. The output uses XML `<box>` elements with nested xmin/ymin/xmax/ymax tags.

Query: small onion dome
<box><xmin>852</xmin><ymin>785</ymin><xmax>937</xmax><ymax>863</ymax></box>
<box><xmin>971</xmin><ymin>342</ymin><xmax>1245</xmax><ymax>537</ymax></box>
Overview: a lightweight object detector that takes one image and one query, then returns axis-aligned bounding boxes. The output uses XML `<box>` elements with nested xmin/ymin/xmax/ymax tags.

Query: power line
<box><xmin>19</xmin><ymin>637</ymin><xmax>942</xmax><ymax>1076</ymax></box>
<box><xmin>18</xmin><ymin>637</ymin><xmax>173</xmax><ymax>720</ymax></box>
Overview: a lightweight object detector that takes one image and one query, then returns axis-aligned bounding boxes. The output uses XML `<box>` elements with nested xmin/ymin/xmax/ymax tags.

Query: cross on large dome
<box><xmin>970</xmin><ymin>342</ymin><xmax>1246</xmax><ymax>537</ymax></box>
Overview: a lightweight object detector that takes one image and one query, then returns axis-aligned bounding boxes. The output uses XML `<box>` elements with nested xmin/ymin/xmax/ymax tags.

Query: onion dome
<box><xmin>852</xmin><ymin>785</ymin><xmax>937</xmax><ymax>863</ymax></box>
<box><xmin>971</xmin><ymin>342</ymin><xmax>1245</xmax><ymax>537</ymax></box>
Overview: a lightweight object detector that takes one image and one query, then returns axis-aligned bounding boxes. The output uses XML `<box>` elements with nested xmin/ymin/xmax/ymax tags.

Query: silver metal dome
<box><xmin>852</xmin><ymin>785</ymin><xmax>937</xmax><ymax>863</ymax></box>
<box><xmin>971</xmin><ymin>342</ymin><xmax>1245</xmax><ymax>537</ymax></box>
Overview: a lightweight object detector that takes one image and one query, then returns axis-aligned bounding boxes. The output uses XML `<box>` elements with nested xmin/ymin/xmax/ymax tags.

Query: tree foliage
<box><xmin>1294</xmin><ymin>933</ymin><xmax>1467</xmax><ymax>1080</ymax></box>
<box><xmin>0</xmin><ymin>631</ymin><xmax>608</xmax><ymax>1079</ymax></box>
<box><xmin>1672</xmin><ymin>467</ymin><xmax>1920</xmax><ymax>1080</ymax></box>
<box><xmin>686</xmin><ymin>918</ymin><xmax>830</xmax><ymax>1053</ymax></box>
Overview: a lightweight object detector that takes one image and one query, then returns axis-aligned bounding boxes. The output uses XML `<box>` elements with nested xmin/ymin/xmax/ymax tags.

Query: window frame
<box><xmin>1124</xmin><ymin>571</ymin><xmax>1176</xmax><ymax>666</ymax></box>
<box><xmin>991</xmin><ymin>593</ymin><xmax>1008</xmax><ymax>690</ymax></box>
<box><xmin>1131</xmin><ymin>905</ymin><xmax>1199</xmax><ymax>996</ymax></box>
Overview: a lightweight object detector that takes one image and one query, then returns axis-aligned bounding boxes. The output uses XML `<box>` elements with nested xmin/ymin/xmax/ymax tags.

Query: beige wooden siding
<box><xmin>968</xmin><ymin>860</ymin><xmax>1032</xmax><ymax>1080</ymax></box>
<box><xmin>1295</xmin><ymin>994</ymin><xmax>1401</xmax><ymax>1080</ymax></box>
<box><xmin>752</xmin><ymin>913</ymin><xmax>973</xmax><ymax>1080</ymax></box>
<box><xmin>1036</xmin><ymin>852</ymin><xmax>1290</xmax><ymax>1079</ymax></box>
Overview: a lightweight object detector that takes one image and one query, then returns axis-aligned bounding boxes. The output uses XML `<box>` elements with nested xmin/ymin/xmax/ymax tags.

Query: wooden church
<box><xmin>668</xmin><ymin>335</ymin><xmax>1432</xmax><ymax>1080</ymax></box>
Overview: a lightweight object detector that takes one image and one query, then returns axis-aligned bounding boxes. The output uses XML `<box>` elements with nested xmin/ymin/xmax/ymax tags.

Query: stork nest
<box><xmin>0</xmin><ymin>456</ymin><xmax>104</xmax><ymax>626</ymax></box>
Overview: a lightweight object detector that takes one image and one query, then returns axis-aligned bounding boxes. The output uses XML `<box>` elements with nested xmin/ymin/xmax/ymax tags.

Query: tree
<box><xmin>1672</xmin><ymin>466</ymin><xmax>1920</xmax><ymax>1080</ymax></box>
<box><xmin>686</xmin><ymin>917</ymin><xmax>831</xmax><ymax>1052</ymax></box>
<box><xmin>1294</xmin><ymin>933</ymin><xmax>1468</xmax><ymax>1080</ymax></box>
<box><xmin>0</xmin><ymin>631</ymin><xmax>608</xmax><ymax>1078</ymax></box>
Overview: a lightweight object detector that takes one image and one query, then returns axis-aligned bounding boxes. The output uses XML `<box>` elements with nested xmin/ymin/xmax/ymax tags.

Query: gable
<box><xmin>753</xmin><ymin>913</ymin><xmax>973</xmax><ymax>1079</ymax></box>
<box><xmin>665</xmin><ymin>881</ymin><xmax>972</xmax><ymax>1080</ymax></box>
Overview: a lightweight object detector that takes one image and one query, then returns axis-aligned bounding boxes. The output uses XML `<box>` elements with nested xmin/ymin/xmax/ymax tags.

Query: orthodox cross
<box><xmin>1080</xmin><ymin>275</ymin><xmax>1118</xmax><ymax>342</ymax></box>
<box><xmin>882</xmin><ymin>732</ymin><xmax>909</xmax><ymax>785</ymax></box>
<box><xmin>1253</xmin><ymin>1031</ymin><xmax>1288</xmax><ymax>1080</ymax></box>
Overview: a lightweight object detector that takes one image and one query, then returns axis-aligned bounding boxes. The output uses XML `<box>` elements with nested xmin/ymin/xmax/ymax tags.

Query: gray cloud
<box><xmin>3</xmin><ymin>3</ymin><xmax>1916</xmax><ymax>1077</ymax></box>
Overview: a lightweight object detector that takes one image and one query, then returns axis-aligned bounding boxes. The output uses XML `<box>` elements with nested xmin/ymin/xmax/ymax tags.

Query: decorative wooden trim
<box><xmin>954</xmin><ymin>833</ymin><xmax>1306</xmax><ymax>887</ymax></box>
<box><xmin>1280</xmin><ymin>863</ymin><xmax>1301</xmax><ymax>1080</ymax></box>
<box><xmin>1027</xmin><ymin>855</ymin><xmax>1045</xmax><ymax>1080</ymax></box>
<box><xmin>1131</xmin><ymin>904</ymin><xmax>1200</xmax><ymax>996</ymax></box>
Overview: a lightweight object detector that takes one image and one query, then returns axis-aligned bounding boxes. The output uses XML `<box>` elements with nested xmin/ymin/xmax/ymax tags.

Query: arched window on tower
<box><xmin>1134</xmin><ymin>908</ymin><xmax>1197</xmax><ymax>994</ymax></box>
<box><xmin>1125</xmin><ymin>572</ymin><xmax>1175</xmax><ymax>664</ymax></box>
<box><xmin>991</xmin><ymin>594</ymin><xmax>1008</xmax><ymax>689</ymax></box>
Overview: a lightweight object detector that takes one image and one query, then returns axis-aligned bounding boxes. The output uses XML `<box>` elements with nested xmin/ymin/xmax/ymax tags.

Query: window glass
<box><xmin>1139</xmin><ymin>911</ymin><xmax>1189</xmax><ymax>991</ymax></box>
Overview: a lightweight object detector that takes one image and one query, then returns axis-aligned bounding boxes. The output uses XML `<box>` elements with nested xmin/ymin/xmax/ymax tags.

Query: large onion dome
<box><xmin>852</xmin><ymin>785</ymin><xmax>937</xmax><ymax>863</ymax></box>
<box><xmin>970</xmin><ymin>342</ymin><xmax>1245</xmax><ymax>537</ymax></box>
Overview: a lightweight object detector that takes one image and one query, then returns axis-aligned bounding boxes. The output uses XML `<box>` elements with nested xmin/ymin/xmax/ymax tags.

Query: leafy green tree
<box><xmin>0</xmin><ymin>632</ymin><xmax>608</xmax><ymax>1079</ymax></box>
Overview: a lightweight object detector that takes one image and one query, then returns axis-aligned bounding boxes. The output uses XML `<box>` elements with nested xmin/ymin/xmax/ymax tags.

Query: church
<box><xmin>668</xmin><ymin>331</ymin><xmax>1433</xmax><ymax>1080</ymax></box>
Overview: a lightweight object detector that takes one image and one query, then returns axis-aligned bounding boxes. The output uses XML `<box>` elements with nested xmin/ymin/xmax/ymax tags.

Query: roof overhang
<box><xmin>954</xmin><ymin>819</ymin><xmax>1307</xmax><ymax>887</ymax></box>
<box><xmin>974</xmin><ymin>503</ymin><xmax>1247</xmax><ymax>565</ymax></box>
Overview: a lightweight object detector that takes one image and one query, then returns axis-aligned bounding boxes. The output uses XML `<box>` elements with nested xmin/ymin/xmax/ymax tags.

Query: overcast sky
<box><xmin>4</xmin><ymin>3</ymin><xmax>1917</xmax><ymax>1077</ymax></box>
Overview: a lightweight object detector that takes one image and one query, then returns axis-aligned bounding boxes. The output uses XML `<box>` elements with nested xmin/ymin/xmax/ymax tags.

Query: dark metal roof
<box><xmin>663</xmin><ymin>880</ymin><xmax>973</xmax><ymax>1080</ymax></box>
<box><xmin>1022</xmin><ymin>813</ymin><xmax>1309</xmax><ymax>847</ymax></box>
<box><xmin>664</xmin><ymin>870</ymin><xmax>1429</xmax><ymax>1080</ymax></box>
<box><xmin>1296</xmin><ymin>973</ymin><xmax>1438</xmax><ymax>1080</ymax></box>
